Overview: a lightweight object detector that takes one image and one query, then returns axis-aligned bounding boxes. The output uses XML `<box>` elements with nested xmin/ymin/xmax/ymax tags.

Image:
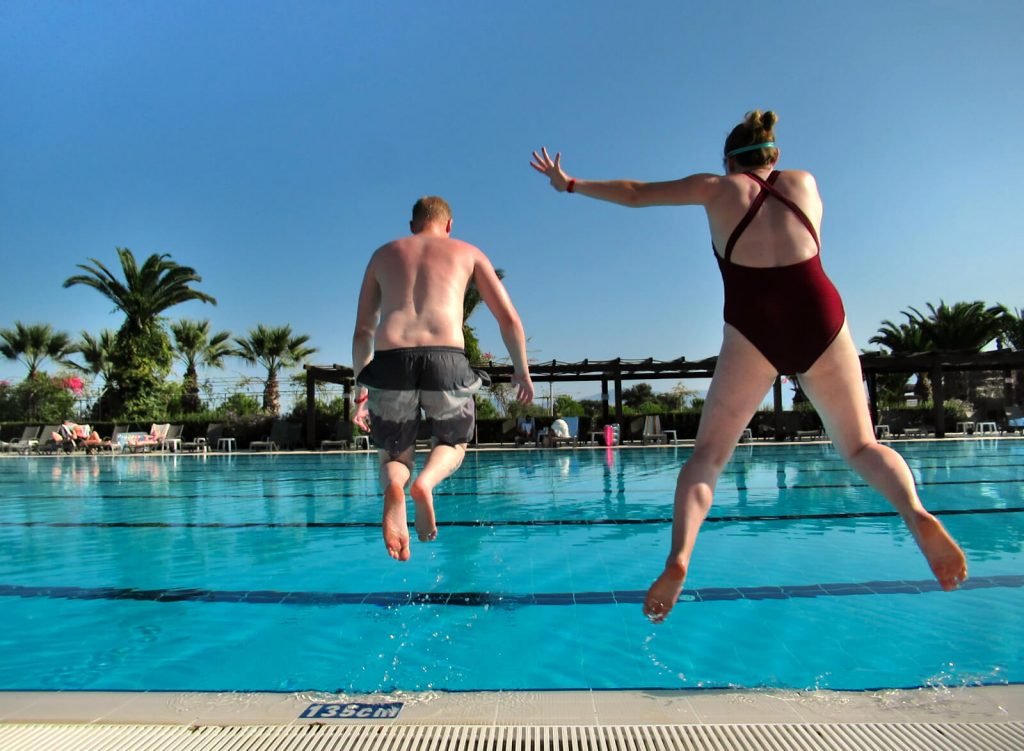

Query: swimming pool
<box><xmin>0</xmin><ymin>440</ymin><xmax>1020</xmax><ymax>693</ymax></box>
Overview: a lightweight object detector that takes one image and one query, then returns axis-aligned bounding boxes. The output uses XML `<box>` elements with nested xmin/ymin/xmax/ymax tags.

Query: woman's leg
<box><xmin>798</xmin><ymin>322</ymin><xmax>967</xmax><ymax>590</ymax></box>
<box><xmin>643</xmin><ymin>325</ymin><xmax>778</xmax><ymax>622</ymax></box>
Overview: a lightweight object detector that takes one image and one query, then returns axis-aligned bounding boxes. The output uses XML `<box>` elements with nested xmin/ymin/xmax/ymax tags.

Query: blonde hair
<box><xmin>411</xmin><ymin>196</ymin><xmax>452</xmax><ymax>226</ymax></box>
<box><xmin>724</xmin><ymin>110</ymin><xmax>779</xmax><ymax>167</ymax></box>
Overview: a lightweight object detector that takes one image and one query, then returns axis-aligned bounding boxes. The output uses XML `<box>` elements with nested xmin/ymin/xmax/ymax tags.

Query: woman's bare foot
<box><xmin>643</xmin><ymin>562</ymin><xmax>687</xmax><ymax>624</ymax></box>
<box><xmin>382</xmin><ymin>481</ymin><xmax>411</xmax><ymax>561</ymax></box>
<box><xmin>906</xmin><ymin>510</ymin><xmax>968</xmax><ymax>590</ymax></box>
<box><xmin>409</xmin><ymin>480</ymin><xmax>438</xmax><ymax>542</ymax></box>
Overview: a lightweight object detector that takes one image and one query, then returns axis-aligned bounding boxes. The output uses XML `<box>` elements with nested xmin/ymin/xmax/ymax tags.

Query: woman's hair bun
<box><xmin>744</xmin><ymin>109</ymin><xmax>777</xmax><ymax>133</ymax></box>
<box><xmin>725</xmin><ymin>109</ymin><xmax>780</xmax><ymax>166</ymax></box>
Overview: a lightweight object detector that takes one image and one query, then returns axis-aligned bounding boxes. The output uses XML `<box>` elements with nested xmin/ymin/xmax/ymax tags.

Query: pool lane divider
<box><xmin>5</xmin><ymin>474</ymin><xmax>1023</xmax><ymax>501</ymax></box>
<box><xmin>2</xmin><ymin>506</ymin><xmax>1022</xmax><ymax>529</ymax></box>
<box><xmin>0</xmin><ymin>574</ymin><xmax>1020</xmax><ymax>608</ymax></box>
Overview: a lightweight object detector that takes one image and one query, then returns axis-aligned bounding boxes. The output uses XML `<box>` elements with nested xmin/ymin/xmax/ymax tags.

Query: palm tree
<box><xmin>900</xmin><ymin>300</ymin><xmax>1006</xmax><ymax>403</ymax></box>
<box><xmin>998</xmin><ymin>307</ymin><xmax>1024</xmax><ymax>405</ymax></box>
<box><xmin>462</xmin><ymin>268</ymin><xmax>504</xmax><ymax>364</ymax></box>
<box><xmin>869</xmin><ymin>314</ymin><xmax>929</xmax><ymax>354</ymax></box>
<box><xmin>70</xmin><ymin>329</ymin><xmax>117</xmax><ymax>381</ymax></box>
<box><xmin>869</xmin><ymin>313</ymin><xmax>931</xmax><ymax>402</ymax></box>
<box><xmin>63</xmin><ymin>248</ymin><xmax>216</xmax><ymax>418</ymax></box>
<box><xmin>0</xmin><ymin>322</ymin><xmax>76</xmax><ymax>379</ymax></box>
<box><xmin>170</xmin><ymin>319</ymin><xmax>232</xmax><ymax>413</ymax></box>
<box><xmin>999</xmin><ymin>307</ymin><xmax>1024</xmax><ymax>351</ymax></box>
<box><xmin>63</xmin><ymin>248</ymin><xmax>217</xmax><ymax>335</ymax></box>
<box><xmin>233</xmin><ymin>325</ymin><xmax>317</xmax><ymax>414</ymax></box>
<box><xmin>911</xmin><ymin>300</ymin><xmax>1005</xmax><ymax>353</ymax></box>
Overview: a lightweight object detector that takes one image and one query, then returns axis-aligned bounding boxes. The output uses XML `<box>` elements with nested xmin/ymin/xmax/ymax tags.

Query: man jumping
<box><xmin>352</xmin><ymin>196</ymin><xmax>534</xmax><ymax>560</ymax></box>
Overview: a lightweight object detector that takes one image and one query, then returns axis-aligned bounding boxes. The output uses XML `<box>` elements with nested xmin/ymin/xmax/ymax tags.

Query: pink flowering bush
<box><xmin>62</xmin><ymin>376</ymin><xmax>84</xmax><ymax>395</ymax></box>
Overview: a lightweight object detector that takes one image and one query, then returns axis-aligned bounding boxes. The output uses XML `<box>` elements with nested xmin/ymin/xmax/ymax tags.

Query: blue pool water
<box><xmin>0</xmin><ymin>440</ymin><xmax>1021</xmax><ymax>693</ymax></box>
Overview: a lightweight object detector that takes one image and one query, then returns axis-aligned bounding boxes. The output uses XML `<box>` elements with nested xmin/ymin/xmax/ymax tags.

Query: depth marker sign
<box><xmin>300</xmin><ymin>702</ymin><xmax>403</xmax><ymax>719</ymax></box>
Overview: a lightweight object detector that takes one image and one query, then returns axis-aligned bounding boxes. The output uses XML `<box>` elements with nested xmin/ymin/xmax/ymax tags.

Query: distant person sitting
<box><xmin>514</xmin><ymin>417</ymin><xmax>535</xmax><ymax>446</ymax></box>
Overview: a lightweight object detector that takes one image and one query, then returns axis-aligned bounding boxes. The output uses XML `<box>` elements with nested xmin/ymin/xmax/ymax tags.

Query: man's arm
<box><xmin>530</xmin><ymin>147</ymin><xmax>721</xmax><ymax>207</ymax></box>
<box><xmin>351</xmin><ymin>257</ymin><xmax>381</xmax><ymax>428</ymax></box>
<box><xmin>471</xmin><ymin>250</ymin><xmax>534</xmax><ymax>403</ymax></box>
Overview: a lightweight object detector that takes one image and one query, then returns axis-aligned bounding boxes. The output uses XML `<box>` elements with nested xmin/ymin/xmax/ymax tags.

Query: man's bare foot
<box><xmin>409</xmin><ymin>480</ymin><xmax>437</xmax><ymax>542</ymax></box>
<box><xmin>906</xmin><ymin>510</ymin><xmax>968</xmax><ymax>590</ymax></box>
<box><xmin>643</xmin><ymin>562</ymin><xmax>687</xmax><ymax>624</ymax></box>
<box><xmin>382</xmin><ymin>482</ymin><xmax>411</xmax><ymax>561</ymax></box>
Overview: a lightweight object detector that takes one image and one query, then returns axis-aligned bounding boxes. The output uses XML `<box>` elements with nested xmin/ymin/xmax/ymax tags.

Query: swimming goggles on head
<box><xmin>725</xmin><ymin>141</ymin><xmax>776</xmax><ymax>158</ymax></box>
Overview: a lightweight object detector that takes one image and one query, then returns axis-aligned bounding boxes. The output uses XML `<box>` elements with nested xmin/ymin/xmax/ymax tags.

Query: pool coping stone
<box><xmin>0</xmin><ymin>686</ymin><xmax>1021</xmax><ymax>726</ymax></box>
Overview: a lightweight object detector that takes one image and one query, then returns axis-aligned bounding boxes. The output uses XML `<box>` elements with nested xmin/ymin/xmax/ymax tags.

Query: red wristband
<box><xmin>566</xmin><ymin>179</ymin><xmax>576</xmax><ymax>193</ymax></box>
<box><xmin>354</xmin><ymin>394</ymin><xmax>368</xmax><ymax>404</ymax></box>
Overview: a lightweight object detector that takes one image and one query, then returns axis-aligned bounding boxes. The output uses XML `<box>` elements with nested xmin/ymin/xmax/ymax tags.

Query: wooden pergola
<box><xmin>304</xmin><ymin>350</ymin><xmax>1024</xmax><ymax>446</ymax></box>
<box><xmin>860</xmin><ymin>348</ymin><xmax>1024</xmax><ymax>435</ymax></box>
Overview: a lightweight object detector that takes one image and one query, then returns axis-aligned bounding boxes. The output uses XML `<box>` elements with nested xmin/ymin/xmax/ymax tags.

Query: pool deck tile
<box><xmin>0</xmin><ymin>692</ymin><xmax>137</xmax><ymax>724</ymax></box>
<box><xmin>0</xmin><ymin>693</ymin><xmax>43</xmax><ymax>722</ymax></box>
<box><xmin>683</xmin><ymin>690</ymin><xmax>807</xmax><ymax>724</ymax></box>
<box><xmin>492</xmin><ymin>691</ymin><xmax>596</xmax><ymax>725</ymax></box>
<box><xmin>590</xmin><ymin>691</ymin><xmax>700</xmax><ymax>724</ymax></box>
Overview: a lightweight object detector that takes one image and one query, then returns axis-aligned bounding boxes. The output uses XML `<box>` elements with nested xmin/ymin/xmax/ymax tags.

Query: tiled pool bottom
<box><xmin>1</xmin><ymin>685</ymin><xmax>1023</xmax><ymax>726</ymax></box>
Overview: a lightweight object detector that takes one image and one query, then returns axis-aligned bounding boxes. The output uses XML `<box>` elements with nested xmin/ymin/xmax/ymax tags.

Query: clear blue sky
<box><xmin>1</xmin><ymin>1</ymin><xmax>1022</xmax><ymax>402</ymax></box>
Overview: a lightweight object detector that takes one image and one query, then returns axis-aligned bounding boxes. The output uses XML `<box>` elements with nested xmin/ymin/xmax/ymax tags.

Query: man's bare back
<box><xmin>368</xmin><ymin>234</ymin><xmax>479</xmax><ymax>351</ymax></box>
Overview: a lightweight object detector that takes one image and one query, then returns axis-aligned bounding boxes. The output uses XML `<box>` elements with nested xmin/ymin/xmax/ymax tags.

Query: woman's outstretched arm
<box><xmin>530</xmin><ymin>147</ymin><xmax>720</xmax><ymax>207</ymax></box>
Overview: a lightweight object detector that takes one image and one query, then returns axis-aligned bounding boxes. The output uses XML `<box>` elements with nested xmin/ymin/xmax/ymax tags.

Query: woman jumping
<box><xmin>530</xmin><ymin>110</ymin><xmax>967</xmax><ymax>623</ymax></box>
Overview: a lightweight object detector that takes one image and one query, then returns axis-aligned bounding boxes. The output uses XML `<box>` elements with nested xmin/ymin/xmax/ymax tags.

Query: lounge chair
<box><xmin>796</xmin><ymin>420</ymin><xmax>825</xmax><ymax>440</ymax></box>
<box><xmin>32</xmin><ymin>425</ymin><xmax>62</xmax><ymax>454</ymax></box>
<box><xmin>250</xmin><ymin>419</ymin><xmax>298</xmax><ymax>451</ymax></box>
<box><xmin>285</xmin><ymin>421</ymin><xmax>302</xmax><ymax>449</ymax></box>
<box><xmin>545</xmin><ymin>416</ymin><xmax>580</xmax><ymax>447</ymax></box>
<box><xmin>8</xmin><ymin>426</ymin><xmax>41</xmax><ymax>454</ymax></box>
<box><xmin>160</xmin><ymin>424</ymin><xmax>184</xmax><ymax>452</ymax></box>
<box><xmin>1005</xmin><ymin>405</ymin><xmax>1024</xmax><ymax>434</ymax></box>
<box><xmin>622</xmin><ymin>415</ymin><xmax>647</xmax><ymax>444</ymax></box>
<box><xmin>47</xmin><ymin>423</ymin><xmax>75</xmax><ymax>453</ymax></box>
<box><xmin>99</xmin><ymin>425</ymin><xmax>128</xmax><ymax>452</ymax></box>
<box><xmin>182</xmin><ymin>423</ymin><xmax>224</xmax><ymax>453</ymax></box>
<box><xmin>320</xmin><ymin>420</ymin><xmax>352</xmax><ymax>451</ymax></box>
<box><xmin>641</xmin><ymin>415</ymin><xmax>668</xmax><ymax>445</ymax></box>
<box><xmin>499</xmin><ymin>418</ymin><xmax>517</xmax><ymax>445</ymax></box>
<box><xmin>126</xmin><ymin>423</ymin><xmax>169</xmax><ymax>453</ymax></box>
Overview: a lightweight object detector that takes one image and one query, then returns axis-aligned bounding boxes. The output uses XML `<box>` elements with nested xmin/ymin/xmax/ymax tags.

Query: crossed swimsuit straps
<box><xmin>714</xmin><ymin>170</ymin><xmax>846</xmax><ymax>374</ymax></box>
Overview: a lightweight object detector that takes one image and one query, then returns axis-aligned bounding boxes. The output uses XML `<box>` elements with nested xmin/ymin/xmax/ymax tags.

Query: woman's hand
<box><xmin>511</xmin><ymin>371</ymin><xmax>535</xmax><ymax>404</ymax></box>
<box><xmin>530</xmin><ymin>147</ymin><xmax>571</xmax><ymax>191</ymax></box>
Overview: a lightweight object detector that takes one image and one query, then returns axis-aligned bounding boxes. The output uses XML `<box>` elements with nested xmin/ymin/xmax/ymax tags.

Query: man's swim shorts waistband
<box><xmin>373</xmin><ymin>346</ymin><xmax>467</xmax><ymax>356</ymax></box>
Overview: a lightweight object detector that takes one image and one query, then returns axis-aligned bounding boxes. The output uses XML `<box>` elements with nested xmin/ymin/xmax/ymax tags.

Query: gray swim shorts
<box><xmin>356</xmin><ymin>347</ymin><xmax>490</xmax><ymax>459</ymax></box>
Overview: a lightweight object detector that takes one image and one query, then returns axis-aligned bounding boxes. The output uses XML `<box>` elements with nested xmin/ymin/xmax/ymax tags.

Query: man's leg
<box><xmin>364</xmin><ymin>376</ymin><xmax>421</xmax><ymax>561</ymax></box>
<box><xmin>380</xmin><ymin>447</ymin><xmax>415</xmax><ymax>561</ymax></box>
<box><xmin>410</xmin><ymin>443</ymin><xmax>466</xmax><ymax>541</ymax></box>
